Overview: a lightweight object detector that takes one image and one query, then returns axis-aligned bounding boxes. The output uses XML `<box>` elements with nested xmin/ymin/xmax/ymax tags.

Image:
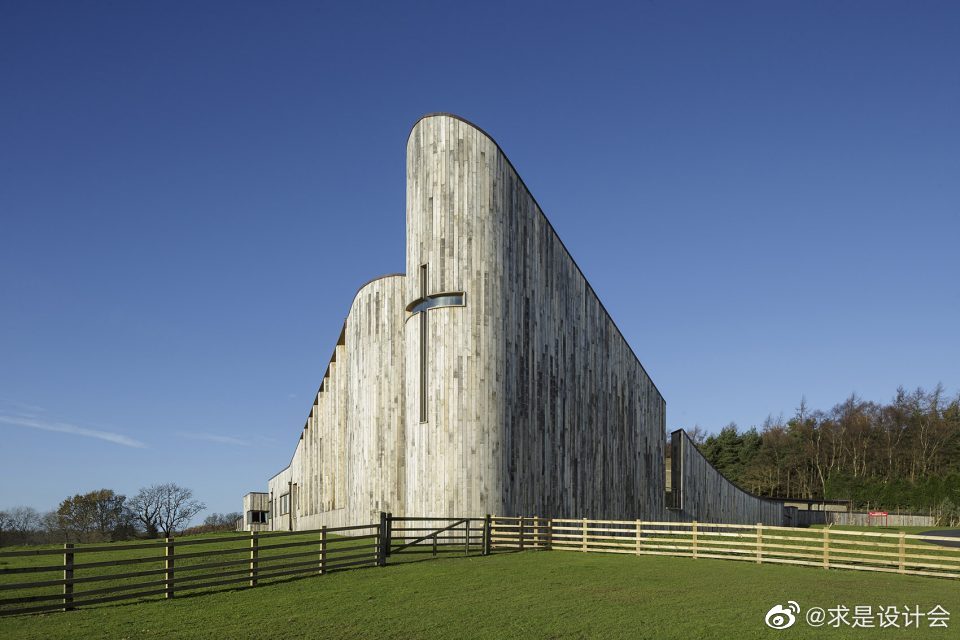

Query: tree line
<box><xmin>0</xmin><ymin>483</ymin><xmax>238</xmax><ymax>546</ymax></box>
<box><xmin>690</xmin><ymin>385</ymin><xmax>960</xmax><ymax>518</ymax></box>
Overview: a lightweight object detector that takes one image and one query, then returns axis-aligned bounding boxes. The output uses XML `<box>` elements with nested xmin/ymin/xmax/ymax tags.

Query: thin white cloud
<box><xmin>0</xmin><ymin>415</ymin><xmax>146</xmax><ymax>448</ymax></box>
<box><xmin>0</xmin><ymin>399</ymin><xmax>47</xmax><ymax>416</ymax></box>
<box><xmin>177</xmin><ymin>432</ymin><xmax>251</xmax><ymax>447</ymax></box>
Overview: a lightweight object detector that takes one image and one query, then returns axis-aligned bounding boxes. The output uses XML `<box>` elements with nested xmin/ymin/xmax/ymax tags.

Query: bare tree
<box><xmin>129</xmin><ymin>485</ymin><xmax>164</xmax><ymax>537</ymax></box>
<box><xmin>40</xmin><ymin>510</ymin><xmax>65</xmax><ymax>542</ymax></box>
<box><xmin>203</xmin><ymin>512</ymin><xmax>241</xmax><ymax>527</ymax></box>
<box><xmin>136</xmin><ymin>483</ymin><xmax>205</xmax><ymax>538</ymax></box>
<box><xmin>686</xmin><ymin>425</ymin><xmax>708</xmax><ymax>447</ymax></box>
<box><xmin>8</xmin><ymin>506</ymin><xmax>41</xmax><ymax>535</ymax></box>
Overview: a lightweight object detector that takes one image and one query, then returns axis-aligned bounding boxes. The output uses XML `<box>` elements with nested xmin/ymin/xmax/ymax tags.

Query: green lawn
<box><xmin>0</xmin><ymin>528</ymin><xmax>386</xmax><ymax>616</ymax></box>
<box><xmin>2</xmin><ymin>548</ymin><xmax>959</xmax><ymax>639</ymax></box>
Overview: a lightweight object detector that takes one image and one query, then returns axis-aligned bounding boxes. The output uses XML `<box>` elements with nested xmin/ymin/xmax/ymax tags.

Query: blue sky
<box><xmin>1</xmin><ymin>1</ymin><xmax>957</xmax><ymax>519</ymax></box>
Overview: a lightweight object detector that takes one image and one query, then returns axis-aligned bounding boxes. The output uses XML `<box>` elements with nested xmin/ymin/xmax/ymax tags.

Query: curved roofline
<box><xmin>408</xmin><ymin>112</ymin><xmax>501</xmax><ymax>148</ymax></box>
<box><xmin>409</xmin><ymin>113</ymin><xmax>665</xmax><ymax>402</ymax></box>
<box><xmin>278</xmin><ymin>272</ymin><xmax>406</xmax><ymax>475</ymax></box>
<box><xmin>316</xmin><ymin>272</ymin><xmax>405</xmax><ymax>404</ymax></box>
<box><xmin>352</xmin><ymin>272</ymin><xmax>405</xmax><ymax>302</ymax></box>
<box><xmin>673</xmin><ymin>428</ymin><xmax>785</xmax><ymax>507</ymax></box>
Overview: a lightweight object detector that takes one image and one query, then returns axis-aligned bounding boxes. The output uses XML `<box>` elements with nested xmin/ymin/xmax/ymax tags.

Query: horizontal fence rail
<box><xmin>6</xmin><ymin>513</ymin><xmax>955</xmax><ymax>616</ymax></box>
<box><xmin>386</xmin><ymin>515</ymin><xmax>486</xmax><ymax>558</ymax></box>
<box><xmin>1</xmin><ymin>513</ymin><xmax>493</xmax><ymax>618</ymax></box>
<box><xmin>489</xmin><ymin>516</ymin><xmax>551</xmax><ymax>551</ymax></box>
<box><xmin>490</xmin><ymin>517</ymin><xmax>960</xmax><ymax>580</ymax></box>
<box><xmin>0</xmin><ymin>523</ymin><xmax>382</xmax><ymax>616</ymax></box>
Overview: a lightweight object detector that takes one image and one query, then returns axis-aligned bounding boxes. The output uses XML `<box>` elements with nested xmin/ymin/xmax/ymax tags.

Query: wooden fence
<box><xmin>490</xmin><ymin>517</ymin><xmax>960</xmax><ymax>579</ymax></box>
<box><xmin>385</xmin><ymin>515</ymin><xmax>486</xmax><ymax>558</ymax></box>
<box><xmin>0</xmin><ymin>515</ymin><xmax>489</xmax><ymax>617</ymax></box>
<box><xmin>821</xmin><ymin>512</ymin><xmax>936</xmax><ymax>527</ymax></box>
<box><xmin>6</xmin><ymin>515</ymin><xmax>956</xmax><ymax>616</ymax></box>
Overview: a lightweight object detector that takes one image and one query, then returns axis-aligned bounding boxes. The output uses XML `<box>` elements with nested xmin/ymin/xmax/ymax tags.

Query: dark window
<box><xmin>247</xmin><ymin>510</ymin><xmax>269</xmax><ymax>524</ymax></box>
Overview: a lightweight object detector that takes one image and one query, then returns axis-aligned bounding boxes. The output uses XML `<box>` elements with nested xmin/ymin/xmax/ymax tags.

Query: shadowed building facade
<box><xmin>242</xmin><ymin>114</ymin><xmax>784</xmax><ymax>531</ymax></box>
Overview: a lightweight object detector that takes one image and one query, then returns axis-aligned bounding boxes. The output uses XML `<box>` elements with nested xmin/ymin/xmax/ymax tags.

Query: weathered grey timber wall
<box><xmin>404</xmin><ymin>115</ymin><xmax>502</xmax><ymax>518</ymax></box>
<box><xmin>267</xmin><ymin>274</ymin><xmax>406</xmax><ymax>529</ymax></box>
<box><xmin>252</xmin><ymin>113</ymin><xmax>796</xmax><ymax>530</ymax></box>
<box><xmin>671</xmin><ymin>429</ymin><xmax>785</xmax><ymax>525</ymax></box>
<box><xmin>405</xmin><ymin>114</ymin><xmax>666</xmax><ymax>520</ymax></box>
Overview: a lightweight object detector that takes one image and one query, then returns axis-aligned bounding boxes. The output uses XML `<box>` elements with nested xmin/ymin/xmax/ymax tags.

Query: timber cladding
<box><xmin>268</xmin><ymin>275</ymin><xmax>407</xmax><ymax>529</ymax></box>
<box><xmin>250</xmin><ymin>113</ymin><xmax>785</xmax><ymax>531</ymax></box>
<box><xmin>670</xmin><ymin>429</ymin><xmax>785</xmax><ymax>525</ymax></box>
<box><xmin>406</xmin><ymin>115</ymin><xmax>666</xmax><ymax>520</ymax></box>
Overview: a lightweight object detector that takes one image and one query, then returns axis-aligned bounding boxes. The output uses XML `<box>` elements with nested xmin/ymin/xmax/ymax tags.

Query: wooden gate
<box><xmin>380</xmin><ymin>514</ymin><xmax>488</xmax><ymax>560</ymax></box>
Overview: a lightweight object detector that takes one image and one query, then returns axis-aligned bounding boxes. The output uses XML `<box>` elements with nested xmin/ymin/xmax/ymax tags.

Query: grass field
<box><xmin>0</xmin><ymin>528</ymin><xmax>390</xmax><ymax>615</ymax></box>
<box><xmin>2</xmin><ymin>544</ymin><xmax>960</xmax><ymax>639</ymax></box>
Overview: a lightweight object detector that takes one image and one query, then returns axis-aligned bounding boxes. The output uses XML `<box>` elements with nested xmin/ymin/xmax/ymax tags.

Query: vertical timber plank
<box><xmin>898</xmin><ymin>532</ymin><xmax>905</xmax><ymax>574</ymax></box>
<box><xmin>249</xmin><ymin>531</ymin><xmax>258</xmax><ymax>587</ymax></box>
<box><xmin>756</xmin><ymin>523</ymin><xmax>762</xmax><ymax>564</ymax></box>
<box><xmin>483</xmin><ymin>514</ymin><xmax>491</xmax><ymax>555</ymax></box>
<box><xmin>320</xmin><ymin>526</ymin><xmax>327</xmax><ymax>575</ymax></box>
<box><xmin>165</xmin><ymin>537</ymin><xmax>175</xmax><ymax>599</ymax></box>
<box><xmin>62</xmin><ymin>543</ymin><xmax>74</xmax><ymax>611</ymax></box>
<box><xmin>823</xmin><ymin>529</ymin><xmax>830</xmax><ymax>569</ymax></box>
<box><xmin>692</xmin><ymin>521</ymin><xmax>698</xmax><ymax>559</ymax></box>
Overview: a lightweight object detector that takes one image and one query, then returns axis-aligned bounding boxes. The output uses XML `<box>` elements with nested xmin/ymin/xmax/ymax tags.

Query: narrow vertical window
<box><xmin>419</xmin><ymin>264</ymin><xmax>428</xmax><ymax>422</ymax></box>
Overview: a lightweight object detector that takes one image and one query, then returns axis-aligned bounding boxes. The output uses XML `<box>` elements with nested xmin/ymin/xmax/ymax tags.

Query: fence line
<box><xmin>5</xmin><ymin>514</ymin><xmax>956</xmax><ymax>616</ymax></box>
<box><xmin>489</xmin><ymin>517</ymin><xmax>960</xmax><ymax>580</ymax></box>
<box><xmin>0</xmin><ymin>516</ymin><xmax>489</xmax><ymax>617</ymax></box>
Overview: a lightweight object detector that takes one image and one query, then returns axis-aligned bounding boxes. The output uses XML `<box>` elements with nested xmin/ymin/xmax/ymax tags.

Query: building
<box><xmin>240</xmin><ymin>113</ymin><xmax>785</xmax><ymax>531</ymax></box>
<box><xmin>241</xmin><ymin>492</ymin><xmax>270</xmax><ymax>531</ymax></box>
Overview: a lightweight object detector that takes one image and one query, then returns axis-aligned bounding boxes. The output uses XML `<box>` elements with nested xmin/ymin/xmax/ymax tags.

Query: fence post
<box><xmin>636</xmin><ymin>520</ymin><xmax>642</xmax><ymax>556</ymax></box>
<box><xmin>756</xmin><ymin>523</ymin><xmax>763</xmax><ymax>564</ymax></box>
<box><xmin>249</xmin><ymin>531</ymin><xmax>259</xmax><ymax>587</ymax></box>
<box><xmin>823</xmin><ymin>528</ymin><xmax>830</xmax><ymax>569</ymax></box>
<box><xmin>432</xmin><ymin>532</ymin><xmax>437</xmax><ymax>557</ymax></box>
<box><xmin>320</xmin><ymin>525</ymin><xmax>327</xmax><ymax>575</ymax></box>
<box><xmin>62</xmin><ymin>543</ymin><xmax>74</xmax><ymax>612</ymax></box>
<box><xmin>165</xmin><ymin>537</ymin><xmax>175</xmax><ymax>599</ymax></box>
<box><xmin>386</xmin><ymin>512</ymin><xmax>393</xmax><ymax>558</ymax></box>
<box><xmin>581</xmin><ymin>517</ymin><xmax>588</xmax><ymax>552</ymax></box>
<box><xmin>898</xmin><ymin>532</ymin><xmax>905</xmax><ymax>574</ymax></box>
<box><xmin>692</xmin><ymin>521</ymin><xmax>698</xmax><ymax>559</ymax></box>
<box><xmin>519</xmin><ymin>516</ymin><xmax>525</xmax><ymax>551</ymax></box>
<box><xmin>483</xmin><ymin>515</ymin><xmax>492</xmax><ymax>555</ymax></box>
<box><xmin>377</xmin><ymin>511</ymin><xmax>388</xmax><ymax>567</ymax></box>
<box><xmin>547</xmin><ymin>517</ymin><xmax>553</xmax><ymax>551</ymax></box>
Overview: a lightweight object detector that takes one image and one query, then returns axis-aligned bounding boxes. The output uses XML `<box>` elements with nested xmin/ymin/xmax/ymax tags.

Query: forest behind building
<box><xmin>692</xmin><ymin>385</ymin><xmax>960</xmax><ymax>517</ymax></box>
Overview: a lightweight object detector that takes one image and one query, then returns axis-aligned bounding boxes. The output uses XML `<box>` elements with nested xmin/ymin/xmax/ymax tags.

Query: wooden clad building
<box><xmin>239</xmin><ymin>114</ymin><xmax>786</xmax><ymax>531</ymax></box>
